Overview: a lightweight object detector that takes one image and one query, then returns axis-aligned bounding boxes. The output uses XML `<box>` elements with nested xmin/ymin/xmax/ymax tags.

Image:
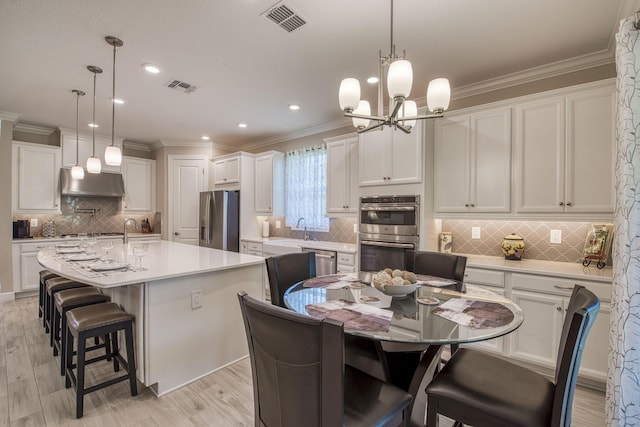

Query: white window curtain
<box><xmin>285</xmin><ymin>145</ymin><xmax>330</xmax><ymax>232</ymax></box>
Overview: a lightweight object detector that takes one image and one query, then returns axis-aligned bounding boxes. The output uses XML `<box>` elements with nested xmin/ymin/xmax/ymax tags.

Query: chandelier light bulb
<box><xmin>86</xmin><ymin>156</ymin><xmax>102</xmax><ymax>174</ymax></box>
<box><xmin>400</xmin><ymin>100</ymin><xmax>418</xmax><ymax>129</ymax></box>
<box><xmin>71</xmin><ymin>165</ymin><xmax>85</xmax><ymax>180</ymax></box>
<box><xmin>352</xmin><ymin>100</ymin><xmax>371</xmax><ymax>129</ymax></box>
<box><xmin>387</xmin><ymin>60</ymin><xmax>413</xmax><ymax>99</ymax></box>
<box><xmin>427</xmin><ymin>78</ymin><xmax>451</xmax><ymax>113</ymax></box>
<box><xmin>339</xmin><ymin>78</ymin><xmax>361</xmax><ymax>112</ymax></box>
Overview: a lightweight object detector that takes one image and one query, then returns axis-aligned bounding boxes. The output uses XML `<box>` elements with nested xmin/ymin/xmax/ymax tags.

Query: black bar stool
<box><xmin>64</xmin><ymin>302</ymin><xmax>138</xmax><ymax>418</ymax></box>
<box><xmin>44</xmin><ymin>277</ymin><xmax>90</xmax><ymax>335</ymax></box>
<box><xmin>52</xmin><ymin>287</ymin><xmax>111</xmax><ymax>374</ymax></box>
<box><xmin>39</xmin><ymin>270</ymin><xmax>59</xmax><ymax>320</ymax></box>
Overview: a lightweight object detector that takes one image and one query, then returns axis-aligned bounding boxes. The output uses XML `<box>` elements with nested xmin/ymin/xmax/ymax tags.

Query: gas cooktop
<box><xmin>60</xmin><ymin>232</ymin><xmax>124</xmax><ymax>237</ymax></box>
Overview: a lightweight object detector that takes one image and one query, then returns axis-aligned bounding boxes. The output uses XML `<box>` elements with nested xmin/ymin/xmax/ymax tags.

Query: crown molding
<box><xmin>123</xmin><ymin>140</ymin><xmax>151</xmax><ymax>152</ymax></box>
<box><xmin>14</xmin><ymin>123</ymin><xmax>56</xmax><ymax>135</ymax></box>
<box><xmin>0</xmin><ymin>111</ymin><xmax>19</xmax><ymax>122</ymax></box>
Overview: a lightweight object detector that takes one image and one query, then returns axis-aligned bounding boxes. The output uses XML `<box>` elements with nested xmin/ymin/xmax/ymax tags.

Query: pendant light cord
<box><xmin>76</xmin><ymin>91</ymin><xmax>80</xmax><ymax>164</ymax></box>
<box><xmin>111</xmin><ymin>42</ymin><xmax>116</xmax><ymax>148</ymax></box>
<box><xmin>91</xmin><ymin>69</ymin><xmax>96</xmax><ymax>157</ymax></box>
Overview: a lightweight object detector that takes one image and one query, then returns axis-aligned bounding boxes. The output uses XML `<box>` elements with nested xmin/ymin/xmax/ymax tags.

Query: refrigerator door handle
<box><xmin>204</xmin><ymin>194</ymin><xmax>211</xmax><ymax>244</ymax></box>
<box><xmin>208</xmin><ymin>194</ymin><xmax>214</xmax><ymax>244</ymax></box>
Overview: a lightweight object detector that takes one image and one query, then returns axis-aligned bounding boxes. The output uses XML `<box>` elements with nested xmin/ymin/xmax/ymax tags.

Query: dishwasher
<box><xmin>302</xmin><ymin>247</ymin><xmax>337</xmax><ymax>276</ymax></box>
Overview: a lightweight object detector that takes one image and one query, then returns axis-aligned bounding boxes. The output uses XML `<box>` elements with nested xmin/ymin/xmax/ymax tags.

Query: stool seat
<box><xmin>54</xmin><ymin>288</ymin><xmax>105</xmax><ymax>309</ymax></box>
<box><xmin>66</xmin><ymin>302</ymin><xmax>134</xmax><ymax>335</ymax></box>
<box><xmin>44</xmin><ymin>277</ymin><xmax>90</xmax><ymax>334</ymax></box>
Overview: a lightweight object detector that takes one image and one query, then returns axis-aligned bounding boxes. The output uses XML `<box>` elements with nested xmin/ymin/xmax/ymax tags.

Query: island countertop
<box><xmin>37</xmin><ymin>240</ymin><xmax>265</xmax><ymax>288</ymax></box>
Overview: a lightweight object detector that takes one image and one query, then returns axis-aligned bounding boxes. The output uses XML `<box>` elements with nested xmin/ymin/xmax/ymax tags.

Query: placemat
<box><xmin>305</xmin><ymin>299</ymin><xmax>393</xmax><ymax>331</ymax></box>
<box><xmin>433</xmin><ymin>298</ymin><xmax>514</xmax><ymax>329</ymax></box>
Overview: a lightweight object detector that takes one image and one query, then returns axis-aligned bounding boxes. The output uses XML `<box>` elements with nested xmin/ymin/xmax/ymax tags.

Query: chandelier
<box><xmin>338</xmin><ymin>0</ymin><xmax>451</xmax><ymax>134</ymax></box>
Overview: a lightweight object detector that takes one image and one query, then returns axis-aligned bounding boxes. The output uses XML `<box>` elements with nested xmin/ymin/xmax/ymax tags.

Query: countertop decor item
<box><xmin>439</xmin><ymin>232</ymin><xmax>452</xmax><ymax>253</ymax></box>
<box><xmin>582</xmin><ymin>224</ymin><xmax>613</xmax><ymax>269</ymax></box>
<box><xmin>501</xmin><ymin>233</ymin><xmax>525</xmax><ymax>260</ymax></box>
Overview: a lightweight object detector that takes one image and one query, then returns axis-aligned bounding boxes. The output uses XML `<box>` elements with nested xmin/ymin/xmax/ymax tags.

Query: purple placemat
<box><xmin>303</xmin><ymin>274</ymin><xmax>347</xmax><ymax>288</ymax></box>
<box><xmin>305</xmin><ymin>299</ymin><xmax>393</xmax><ymax>331</ymax></box>
<box><xmin>433</xmin><ymin>299</ymin><xmax>514</xmax><ymax>329</ymax></box>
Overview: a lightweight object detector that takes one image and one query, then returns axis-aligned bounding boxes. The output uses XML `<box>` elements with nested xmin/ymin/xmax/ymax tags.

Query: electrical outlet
<box><xmin>191</xmin><ymin>290</ymin><xmax>203</xmax><ymax>309</ymax></box>
<box><xmin>471</xmin><ymin>227</ymin><xmax>481</xmax><ymax>239</ymax></box>
<box><xmin>30</xmin><ymin>218</ymin><xmax>38</xmax><ymax>227</ymax></box>
<box><xmin>550</xmin><ymin>229</ymin><xmax>562</xmax><ymax>244</ymax></box>
<box><xmin>353</xmin><ymin>223</ymin><xmax>358</xmax><ymax>233</ymax></box>
<box><xmin>275</xmin><ymin>221</ymin><xmax>281</xmax><ymax>229</ymax></box>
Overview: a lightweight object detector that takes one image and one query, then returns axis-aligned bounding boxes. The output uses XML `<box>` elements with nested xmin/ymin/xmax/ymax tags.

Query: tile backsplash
<box><xmin>442</xmin><ymin>219</ymin><xmax>613</xmax><ymax>265</ymax></box>
<box><xmin>13</xmin><ymin>196</ymin><xmax>161</xmax><ymax>236</ymax></box>
<box><xmin>266</xmin><ymin>217</ymin><xmax>357</xmax><ymax>244</ymax></box>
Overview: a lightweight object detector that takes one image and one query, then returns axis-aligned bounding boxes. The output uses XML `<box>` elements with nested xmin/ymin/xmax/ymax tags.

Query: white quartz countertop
<box><xmin>241</xmin><ymin>237</ymin><xmax>357</xmax><ymax>254</ymax></box>
<box><xmin>460</xmin><ymin>253</ymin><xmax>613</xmax><ymax>283</ymax></box>
<box><xmin>13</xmin><ymin>234</ymin><xmax>162</xmax><ymax>243</ymax></box>
<box><xmin>37</xmin><ymin>240</ymin><xmax>265</xmax><ymax>288</ymax></box>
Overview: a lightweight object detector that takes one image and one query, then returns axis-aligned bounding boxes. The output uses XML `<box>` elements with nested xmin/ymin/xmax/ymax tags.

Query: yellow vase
<box><xmin>501</xmin><ymin>233</ymin><xmax>525</xmax><ymax>260</ymax></box>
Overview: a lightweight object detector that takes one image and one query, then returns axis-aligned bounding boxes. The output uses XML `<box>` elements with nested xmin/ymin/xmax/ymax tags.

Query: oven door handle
<box><xmin>360</xmin><ymin>240</ymin><xmax>415</xmax><ymax>249</ymax></box>
<box><xmin>360</xmin><ymin>206</ymin><xmax>416</xmax><ymax>212</ymax></box>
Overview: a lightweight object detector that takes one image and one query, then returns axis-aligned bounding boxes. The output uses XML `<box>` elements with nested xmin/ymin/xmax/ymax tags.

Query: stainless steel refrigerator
<box><xmin>199</xmin><ymin>190</ymin><xmax>240</xmax><ymax>252</ymax></box>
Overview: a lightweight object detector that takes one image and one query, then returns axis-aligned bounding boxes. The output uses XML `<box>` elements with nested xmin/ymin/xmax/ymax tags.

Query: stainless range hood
<box><xmin>60</xmin><ymin>168</ymin><xmax>125</xmax><ymax>197</ymax></box>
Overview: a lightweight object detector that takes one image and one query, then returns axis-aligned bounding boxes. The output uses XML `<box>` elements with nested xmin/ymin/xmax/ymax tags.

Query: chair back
<box><xmin>237</xmin><ymin>292</ymin><xmax>343</xmax><ymax>427</ymax></box>
<box><xmin>265</xmin><ymin>252</ymin><xmax>316</xmax><ymax>308</ymax></box>
<box><xmin>551</xmin><ymin>285</ymin><xmax>600</xmax><ymax>426</ymax></box>
<box><xmin>405</xmin><ymin>250</ymin><xmax>467</xmax><ymax>292</ymax></box>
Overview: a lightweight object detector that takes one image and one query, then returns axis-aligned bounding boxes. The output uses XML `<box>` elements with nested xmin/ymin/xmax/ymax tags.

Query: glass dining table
<box><xmin>284</xmin><ymin>273</ymin><xmax>524</xmax><ymax>427</ymax></box>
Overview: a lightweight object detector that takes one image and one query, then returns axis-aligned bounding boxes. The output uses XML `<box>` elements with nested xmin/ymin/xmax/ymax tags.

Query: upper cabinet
<box><xmin>359</xmin><ymin>125</ymin><xmax>422</xmax><ymax>186</ymax></box>
<box><xmin>122</xmin><ymin>156</ymin><xmax>156</xmax><ymax>213</ymax></box>
<box><xmin>254</xmin><ymin>151</ymin><xmax>284</xmax><ymax>215</ymax></box>
<box><xmin>514</xmin><ymin>82</ymin><xmax>615</xmax><ymax>214</ymax></box>
<box><xmin>12</xmin><ymin>141</ymin><xmax>62</xmax><ymax>213</ymax></box>
<box><xmin>60</xmin><ymin>128</ymin><xmax>123</xmax><ymax>173</ymax></box>
<box><xmin>212</xmin><ymin>156</ymin><xmax>240</xmax><ymax>186</ymax></box>
<box><xmin>326</xmin><ymin>136</ymin><xmax>359</xmax><ymax>215</ymax></box>
<box><xmin>434</xmin><ymin>107</ymin><xmax>511</xmax><ymax>213</ymax></box>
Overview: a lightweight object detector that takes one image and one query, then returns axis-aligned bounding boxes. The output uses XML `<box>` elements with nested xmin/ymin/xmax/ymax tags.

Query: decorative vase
<box><xmin>501</xmin><ymin>233</ymin><xmax>525</xmax><ymax>260</ymax></box>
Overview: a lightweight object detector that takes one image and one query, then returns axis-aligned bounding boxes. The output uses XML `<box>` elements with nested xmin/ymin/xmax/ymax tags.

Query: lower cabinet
<box><xmin>464</xmin><ymin>268</ymin><xmax>507</xmax><ymax>354</ymax></box>
<box><xmin>337</xmin><ymin>251</ymin><xmax>356</xmax><ymax>274</ymax></box>
<box><xmin>13</xmin><ymin>241</ymin><xmax>61</xmax><ymax>293</ymax></box>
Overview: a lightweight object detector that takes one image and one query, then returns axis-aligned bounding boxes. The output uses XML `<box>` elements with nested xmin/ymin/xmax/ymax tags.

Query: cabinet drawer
<box><xmin>464</xmin><ymin>268</ymin><xmax>505</xmax><ymax>287</ymax></box>
<box><xmin>337</xmin><ymin>252</ymin><xmax>355</xmax><ymax>266</ymax></box>
<box><xmin>512</xmin><ymin>273</ymin><xmax>611</xmax><ymax>301</ymax></box>
<box><xmin>337</xmin><ymin>265</ymin><xmax>356</xmax><ymax>274</ymax></box>
<box><xmin>20</xmin><ymin>242</ymin><xmax>63</xmax><ymax>253</ymax></box>
<box><xmin>246</xmin><ymin>242</ymin><xmax>263</xmax><ymax>252</ymax></box>
<box><xmin>247</xmin><ymin>250</ymin><xmax>263</xmax><ymax>257</ymax></box>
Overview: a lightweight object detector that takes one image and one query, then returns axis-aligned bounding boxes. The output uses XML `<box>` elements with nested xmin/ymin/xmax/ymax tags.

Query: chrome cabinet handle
<box><xmin>465</xmin><ymin>204</ymin><xmax>469</xmax><ymax>207</ymax></box>
<box><xmin>470</xmin><ymin>203</ymin><xmax>475</xmax><ymax>207</ymax></box>
<box><xmin>174</xmin><ymin>232</ymin><xmax>180</xmax><ymax>236</ymax></box>
<box><xmin>566</xmin><ymin>202</ymin><xmax>572</xmax><ymax>206</ymax></box>
<box><xmin>559</xmin><ymin>202</ymin><xmax>564</xmax><ymax>206</ymax></box>
<box><xmin>556</xmin><ymin>306</ymin><xmax>562</xmax><ymax>311</ymax></box>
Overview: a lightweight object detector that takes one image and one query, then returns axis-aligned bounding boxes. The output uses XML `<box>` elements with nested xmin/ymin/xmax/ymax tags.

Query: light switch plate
<box><xmin>471</xmin><ymin>227</ymin><xmax>481</xmax><ymax>239</ymax></box>
<box><xmin>30</xmin><ymin>218</ymin><xmax>38</xmax><ymax>227</ymax></box>
<box><xmin>191</xmin><ymin>290</ymin><xmax>203</xmax><ymax>309</ymax></box>
<box><xmin>353</xmin><ymin>223</ymin><xmax>358</xmax><ymax>233</ymax></box>
<box><xmin>275</xmin><ymin>221</ymin><xmax>281</xmax><ymax>229</ymax></box>
<box><xmin>550</xmin><ymin>229</ymin><xmax>562</xmax><ymax>244</ymax></box>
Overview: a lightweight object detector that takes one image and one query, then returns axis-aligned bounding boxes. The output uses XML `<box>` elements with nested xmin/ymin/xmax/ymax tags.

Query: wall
<box><xmin>0</xmin><ymin>117</ymin><xmax>15</xmax><ymax>294</ymax></box>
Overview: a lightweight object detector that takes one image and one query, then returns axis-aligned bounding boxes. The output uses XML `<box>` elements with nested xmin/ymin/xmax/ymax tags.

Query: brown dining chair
<box><xmin>425</xmin><ymin>285</ymin><xmax>600</xmax><ymax>427</ymax></box>
<box><xmin>265</xmin><ymin>252</ymin><xmax>316</xmax><ymax>308</ymax></box>
<box><xmin>237</xmin><ymin>291</ymin><xmax>413</xmax><ymax>427</ymax></box>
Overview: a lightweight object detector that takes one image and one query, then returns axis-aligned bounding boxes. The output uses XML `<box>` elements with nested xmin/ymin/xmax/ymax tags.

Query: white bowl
<box><xmin>372</xmin><ymin>279</ymin><xmax>419</xmax><ymax>298</ymax></box>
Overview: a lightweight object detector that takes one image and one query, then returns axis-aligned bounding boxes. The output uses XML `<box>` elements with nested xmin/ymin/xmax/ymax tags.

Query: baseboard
<box><xmin>0</xmin><ymin>292</ymin><xmax>16</xmax><ymax>303</ymax></box>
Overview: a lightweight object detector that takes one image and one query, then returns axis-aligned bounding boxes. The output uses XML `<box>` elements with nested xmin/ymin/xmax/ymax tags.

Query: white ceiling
<box><xmin>1</xmin><ymin>0</ymin><xmax>638</xmax><ymax>150</ymax></box>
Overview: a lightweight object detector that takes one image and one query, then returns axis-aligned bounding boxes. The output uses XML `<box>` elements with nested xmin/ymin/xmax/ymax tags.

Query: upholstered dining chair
<box><xmin>404</xmin><ymin>250</ymin><xmax>467</xmax><ymax>292</ymax></box>
<box><xmin>265</xmin><ymin>252</ymin><xmax>316</xmax><ymax>308</ymax></box>
<box><xmin>237</xmin><ymin>292</ymin><xmax>413</xmax><ymax>427</ymax></box>
<box><xmin>425</xmin><ymin>285</ymin><xmax>600</xmax><ymax>427</ymax></box>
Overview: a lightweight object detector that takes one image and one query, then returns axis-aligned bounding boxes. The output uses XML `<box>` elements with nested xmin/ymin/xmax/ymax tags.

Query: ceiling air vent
<box><xmin>263</xmin><ymin>2</ymin><xmax>307</xmax><ymax>33</ymax></box>
<box><xmin>164</xmin><ymin>78</ymin><xmax>199</xmax><ymax>94</ymax></box>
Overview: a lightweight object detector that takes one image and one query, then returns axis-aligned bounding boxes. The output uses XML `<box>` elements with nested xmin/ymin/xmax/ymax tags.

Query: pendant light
<box><xmin>71</xmin><ymin>89</ymin><xmax>86</xmax><ymax>180</ymax></box>
<box><xmin>86</xmin><ymin>65</ymin><xmax>103</xmax><ymax>174</ymax></box>
<box><xmin>104</xmin><ymin>36</ymin><xmax>123</xmax><ymax>166</ymax></box>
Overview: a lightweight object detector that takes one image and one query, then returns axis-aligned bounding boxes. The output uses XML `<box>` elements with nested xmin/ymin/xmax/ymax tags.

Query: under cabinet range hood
<box><xmin>60</xmin><ymin>168</ymin><xmax>125</xmax><ymax>197</ymax></box>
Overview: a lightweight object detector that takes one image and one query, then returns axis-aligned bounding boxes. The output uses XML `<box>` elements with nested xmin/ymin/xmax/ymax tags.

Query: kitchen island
<box><xmin>37</xmin><ymin>240</ymin><xmax>265</xmax><ymax>396</ymax></box>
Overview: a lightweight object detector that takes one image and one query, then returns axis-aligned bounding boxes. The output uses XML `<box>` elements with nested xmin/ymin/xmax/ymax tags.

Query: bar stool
<box><xmin>52</xmin><ymin>287</ymin><xmax>111</xmax><ymax>373</ymax></box>
<box><xmin>44</xmin><ymin>277</ymin><xmax>90</xmax><ymax>335</ymax></box>
<box><xmin>39</xmin><ymin>270</ymin><xmax>59</xmax><ymax>320</ymax></box>
<box><xmin>65</xmin><ymin>302</ymin><xmax>137</xmax><ymax>418</ymax></box>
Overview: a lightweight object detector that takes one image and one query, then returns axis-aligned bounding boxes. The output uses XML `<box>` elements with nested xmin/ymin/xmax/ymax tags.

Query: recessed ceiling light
<box><xmin>142</xmin><ymin>63</ymin><xmax>160</xmax><ymax>74</ymax></box>
<box><xmin>288</xmin><ymin>104</ymin><xmax>300</xmax><ymax>111</ymax></box>
<box><xmin>88</xmin><ymin>123</ymin><xmax>99</xmax><ymax>128</ymax></box>
<box><xmin>238</xmin><ymin>123</ymin><xmax>248</xmax><ymax>128</ymax></box>
<box><xmin>201</xmin><ymin>135</ymin><xmax>210</xmax><ymax>140</ymax></box>
<box><xmin>367</xmin><ymin>77</ymin><xmax>379</xmax><ymax>84</ymax></box>
<box><xmin>113</xmin><ymin>98</ymin><xmax>124</xmax><ymax>104</ymax></box>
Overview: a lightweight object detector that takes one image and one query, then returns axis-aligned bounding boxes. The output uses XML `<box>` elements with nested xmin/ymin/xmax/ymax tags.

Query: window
<box><xmin>285</xmin><ymin>145</ymin><xmax>330</xmax><ymax>232</ymax></box>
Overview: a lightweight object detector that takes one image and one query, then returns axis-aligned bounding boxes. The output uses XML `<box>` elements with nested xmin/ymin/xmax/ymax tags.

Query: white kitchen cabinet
<box><xmin>13</xmin><ymin>241</ymin><xmax>57</xmax><ymax>293</ymax></box>
<box><xmin>60</xmin><ymin>127</ymin><xmax>123</xmax><ymax>173</ymax></box>
<box><xmin>336</xmin><ymin>251</ymin><xmax>356</xmax><ymax>274</ymax></box>
<box><xmin>515</xmin><ymin>82</ymin><xmax>615</xmax><ymax>214</ymax></box>
<box><xmin>122</xmin><ymin>156</ymin><xmax>156</xmax><ymax>213</ymax></box>
<box><xmin>12</xmin><ymin>141</ymin><xmax>61</xmax><ymax>214</ymax></box>
<box><xmin>358</xmin><ymin>125</ymin><xmax>422</xmax><ymax>186</ymax></box>
<box><xmin>326</xmin><ymin>136</ymin><xmax>359</xmax><ymax>215</ymax></box>
<box><xmin>241</xmin><ymin>240</ymin><xmax>263</xmax><ymax>256</ymax></box>
<box><xmin>212</xmin><ymin>155</ymin><xmax>240</xmax><ymax>186</ymax></box>
<box><xmin>434</xmin><ymin>107</ymin><xmax>511</xmax><ymax>213</ymax></box>
<box><xmin>254</xmin><ymin>151</ymin><xmax>284</xmax><ymax>215</ymax></box>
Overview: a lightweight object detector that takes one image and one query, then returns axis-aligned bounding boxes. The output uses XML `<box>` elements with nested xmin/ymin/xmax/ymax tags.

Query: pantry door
<box><xmin>168</xmin><ymin>155</ymin><xmax>208</xmax><ymax>245</ymax></box>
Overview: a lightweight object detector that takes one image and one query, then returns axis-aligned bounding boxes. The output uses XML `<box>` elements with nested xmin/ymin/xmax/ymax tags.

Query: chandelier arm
<box><xmin>357</xmin><ymin>121</ymin><xmax>387</xmax><ymax>133</ymax></box>
<box><xmin>395</xmin><ymin>123</ymin><xmax>412</xmax><ymax>134</ymax></box>
<box><xmin>389</xmin><ymin>98</ymin><xmax>404</xmax><ymax>121</ymax></box>
<box><xmin>400</xmin><ymin>113</ymin><xmax>445</xmax><ymax>121</ymax></box>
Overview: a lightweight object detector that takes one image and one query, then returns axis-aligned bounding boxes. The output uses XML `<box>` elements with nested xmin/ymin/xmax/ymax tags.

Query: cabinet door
<box><xmin>471</xmin><ymin>108</ymin><xmax>511</xmax><ymax>212</ymax></box>
<box><xmin>359</xmin><ymin>129</ymin><xmax>391</xmax><ymax>186</ymax></box>
<box><xmin>123</xmin><ymin>157</ymin><xmax>156</xmax><ymax>213</ymax></box>
<box><xmin>213</xmin><ymin>157</ymin><xmax>240</xmax><ymax>185</ymax></box>
<box><xmin>389</xmin><ymin>125</ymin><xmax>422</xmax><ymax>184</ymax></box>
<box><xmin>565</xmin><ymin>87</ymin><xmax>615</xmax><ymax>213</ymax></box>
<box><xmin>515</xmin><ymin>97</ymin><xmax>565</xmax><ymax>213</ymax></box>
<box><xmin>326</xmin><ymin>140</ymin><xmax>349</xmax><ymax>213</ymax></box>
<box><xmin>434</xmin><ymin>116</ymin><xmax>471</xmax><ymax>212</ymax></box>
<box><xmin>255</xmin><ymin>155</ymin><xmax>274</xmax><ymax>213</ymax></box>
<box><xmin>20</xmin><ymin>252</ymin><xmax>41</xmax><ymax>292</ymax></box>
<box><xmin>212</xmin><ymin>160</ymin><xmax>227</xmax><ymax>185</ymax></box>
<box><xmin>509</xmin><ymin>290</ymin><xmax>564</xmax><ymax>367</ymax></box>
<box><xmin>13</xmin><ymin>142</ymin><xmax>61</xmax><ymax>213</ymax></box>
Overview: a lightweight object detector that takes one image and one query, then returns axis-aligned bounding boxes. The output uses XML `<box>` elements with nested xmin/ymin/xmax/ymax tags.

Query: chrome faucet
<box><xmin>123</xmin><ymin>218</ymin><xmax>138</xmax><ymax>244</ymax></box>
<box><xmin>296</xmin><ymin>217</ymin><xmax>310</xmax><ymax>241</ymax></box>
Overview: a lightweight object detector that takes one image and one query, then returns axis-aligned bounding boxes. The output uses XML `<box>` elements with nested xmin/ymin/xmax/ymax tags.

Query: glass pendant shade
<box><xmin>86</xmin><ymin>156</ymin><xmax>102</xmax><ymax>174</ymax></box>
<box><xmin>427</xmin><ymin>78</ymin><xmax>451</xmax><ymax>113</ymax></box>
<box><xmin>352</xmin><ymin>100</ymin><xmax>371</xmax><ymax>129</ymax></box>
<box><xmin>387</xmin><ymin>60</ymin><xmax>413</xmax><ymax>99</ymax></box>
<box><xmin>71</xmin><ymin>165</ymin><xmax>85</xmax><ymax>180</ymax></box>
<box><xmin>339</xmin><ymin>78</ymin><xmax>361</xmax><ymax>112</ymax></box>
<box><xmin>105</xmin><ymin>145</ymin><xmax>122</xmax><ymax>166</ymax></box>
<box><xmin>400</xmin><ymin>100</ymin><xmax>417</xmax><ymax>129</ymax></box>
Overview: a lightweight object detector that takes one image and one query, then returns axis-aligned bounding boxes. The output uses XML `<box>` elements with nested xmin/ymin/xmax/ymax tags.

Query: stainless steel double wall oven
<box><xmin>359</xmin><ymin>195</ymin><xmax>419</xmax><ymax>272</ymax></box>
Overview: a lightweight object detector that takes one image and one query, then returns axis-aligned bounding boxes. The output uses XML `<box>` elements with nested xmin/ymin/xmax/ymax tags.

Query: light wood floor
<box><xmin>0</xmin><ymin>296</ymin><xmax>606</xmax><ymax>426</ymax></box>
